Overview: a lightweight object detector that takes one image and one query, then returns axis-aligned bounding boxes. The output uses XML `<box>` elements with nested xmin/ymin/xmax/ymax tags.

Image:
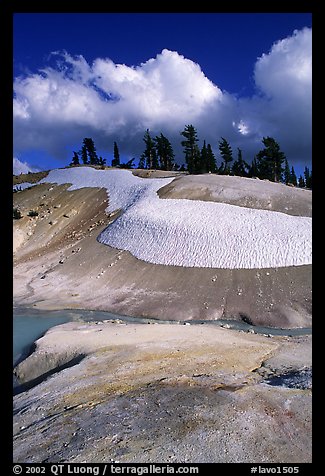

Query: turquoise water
<box><xmin>12</xmin><ymin>307</ymin><xmax>148</xmax><ymax>365</ymax></box>
<box><xmin>13</xmin><ymin>309</ymin><xmax>73</xmax><ymax>364</ymax></box>
<box><xmin>13</xmin><ymin>307</ymin><xmax>312</xmax><ymax>367</ymax></box>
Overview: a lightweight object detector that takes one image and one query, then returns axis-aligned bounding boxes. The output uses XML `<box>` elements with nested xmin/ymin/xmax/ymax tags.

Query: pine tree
<box><xmin>112</xmin><ymin>141</ymin><xmax>120</xmax><ymax>167</ymax></box>
<box><xmin>283</xmin><ymin>158</ymin><xmax>291</xmax><ymax>185</ymax></box>
<box><xmin>83</xmin><ymin>138</ymin><xmax>99</xmax><ymax>165</ymax></box>
<box><xmin>80</xmin><ymin>144</ymin><xmax>88</xmax><ymax>164</ymax></box>
<box><xmin>289</xmin><ymin>166</ymin><xmax>297</xmax><ymax>186</ymax></box>
<box><xmin>154</xmin><ymin>133</ymin><xmax>175</xmax><ymax>170</ymax></box>
<box><xmin>138</xmin><ymin>154</ymin><xmax>146</xmax><ymax>169</ymax></box>
<box><xmin>70</xmin><ymin>151</ymin><xmax>80</xmax><ymax>166</ymax></box>
<box><xmin>304</xmin><ymin>166</ymin><xmax>312</xmax><ymax>189</ymax></box>
<box><xmin>231</xmin><ymin>148</ymin><xmax>249</xmax><ymax>177</ymax></box>
<box><xmin>255</xmin><ymin>137</ymin><xmax>286</xmax><ymax>182</ymax></box>
<box><xmin>218</xmin><ymin>137</ymin><xmax>233</xmax><ymax>175</ymax></box>
<box><xmin>200</xmin><ymin>141</ymin><xmax>208</xmax><ymax>174</ymax></box>
<box><xmin>249</xmin><ymin>157</ymin><xmax>259</xmax><ymax>178</ymax></box>
<box><xmin>79</xmin><ymin>138</ymin><xmax>99</xmax><ymax>165</ymax></box>
<box><xmin>298</xmin><ymin>175</ymin><xmax>305</xmax><ymax>188</ymax></box>
<box><xmin>199</xmin><ymin>141</ymin><xmax>217</xmax><ymax>174</ymax></box>
<box><xmin>142</xmin><ymin>129</ymin><xmax>158</xmax><ymax>169</ymax></box>
<box><xmin>98</xmin><ymin>156</ymin><xmax>106</xmax><ymax>167</ymax></box>
<box><xmin>193</xmin><ymin>145</ymin><xmax>202</xmax><ymax>174</ymax></box>
<box><xmin>181</xmin><ymin>125</ymin><xmax>199</xmax><ymax>174</ymax></box>
<box><xmin>120</xmin><ymin>158</ymin><xmax>135</xmax><ymax>169</ymax></box>
<box><xmin>308</xmin><ymin>170</ymin><xmax>312</xmax><ymax>189</ymax></box>
<box><xmin>206</xmin><ymin>143</ymin><xmax>217</xmax><ymax>173</ymax></box>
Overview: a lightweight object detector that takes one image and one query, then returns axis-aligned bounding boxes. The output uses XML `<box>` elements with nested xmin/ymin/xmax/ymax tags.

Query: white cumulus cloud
<box><xmin>13</xmin><ymin>157</ymin><xmax>40</xmax><ymax>175</ymax></box>
<box><xmin>237</xmin><ymin>27</ymin><xmax>312</xmax><ymax>163</ymax></box>
<box><xmin>254</xmin><ymin>28</ymin><xmax>311</xmax><ymax>100</ymax></box>
<box><xmin>13</xmin><ymin>28</ymin><xmax>311</xmax><ymax>170</ymax></box>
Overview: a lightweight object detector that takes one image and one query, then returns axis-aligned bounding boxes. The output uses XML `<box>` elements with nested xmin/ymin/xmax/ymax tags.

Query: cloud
<box><xmin>243</xmin><ymin>27</ymin><xmax>312</xmax><ymax>165</ymax></box>
<box><xmin>13</xmin><ymin>157</ymin><xmax>40</xmax><ymax>175</ymax></box>
<box><xmin>254</xmin><ymin>28</ymin><xmax>311</xmax><ymax>100</ymax></box>
<box><xmin>13</xmin><ymin>28</ymin><xmax>311</xmax><ymax>170</ymax></box>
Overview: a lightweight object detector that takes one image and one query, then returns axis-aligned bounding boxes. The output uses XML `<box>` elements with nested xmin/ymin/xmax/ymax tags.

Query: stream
<box><xmin>13</xmin><ymin>306</ymin><xmax>312</xmax><ymax>368</ymax></box>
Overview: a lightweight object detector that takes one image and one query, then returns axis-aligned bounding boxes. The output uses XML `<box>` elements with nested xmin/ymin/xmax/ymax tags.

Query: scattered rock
<box><xmin>264</xmin><ymin>368</ymin><xmax>312</xmax><ymax>390</ymax></box>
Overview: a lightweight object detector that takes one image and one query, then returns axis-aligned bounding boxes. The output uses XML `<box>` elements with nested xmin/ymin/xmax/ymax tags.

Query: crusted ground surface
<box><xmin>13</xmin><ymin>321</ymin><xmax>312</xmax><ymax>463</ymax></box>
<box><xmin>13</xmin><ymin>175</ymin><xmax>312</xmax><ymax>328</ymax></box>
<box><xmin>13</xmin><ymin>171</ymin><xmax>312</xmax><ymax>463</ymax></box>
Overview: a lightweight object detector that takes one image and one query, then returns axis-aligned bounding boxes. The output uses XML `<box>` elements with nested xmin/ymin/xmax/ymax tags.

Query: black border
<box><xmin>3</xmin><ymin>1</ymin><xmax>319</xmax><ymax>471</ymax></box>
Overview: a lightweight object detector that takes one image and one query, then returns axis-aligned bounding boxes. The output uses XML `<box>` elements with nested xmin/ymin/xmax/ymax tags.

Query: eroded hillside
<box><xmin>13</xmin><ymin>170</ymin><xmax>312</xmax><ymax>328</ymax></box>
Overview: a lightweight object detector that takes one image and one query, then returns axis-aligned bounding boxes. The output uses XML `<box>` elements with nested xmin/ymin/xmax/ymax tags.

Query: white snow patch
<box><xmin>13</xmin><ymin>182</ymin><xmax>37</xmax><ymax>192</ymax></box>
<box><xmin>39</xmin><ymin>167</ymin><xmax>312</xmax><ymax>269</ymax></box>
<box><xmin>40</xmin><ymin>167</ymin><xmax>171</xmax><ymax>213</ymax></box>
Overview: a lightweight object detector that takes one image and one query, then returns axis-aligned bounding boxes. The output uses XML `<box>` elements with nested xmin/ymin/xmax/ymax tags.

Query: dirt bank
<box><xmin>158</xmin><ymin>173</ymin><xmax>312</xmax><ymax>216</ymax></box>
<box><xmin>13</xmin><ymin>171</ymin><xmax>312</xmax><ymax>463</ymax></box>
<box><xmin>13</xmin><ymin>176</ymin><xmax>312</xmax><ymax>328</ymax></box>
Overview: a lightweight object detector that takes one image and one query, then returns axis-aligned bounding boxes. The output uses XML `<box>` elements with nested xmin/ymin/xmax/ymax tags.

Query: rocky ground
<box><xmin>13</xmin><ymin>169</ymin><xmax>312</xmax><ymax>463</ymax></box>
<box><xmin>13</xmin><ymin>320</ymin><xmax>311</xmax><ymax>463</ymax></box>
<box><xmin>13</xmin><ymin>171</ymin><xmax>312</xmax><ymax>328</ymax></box>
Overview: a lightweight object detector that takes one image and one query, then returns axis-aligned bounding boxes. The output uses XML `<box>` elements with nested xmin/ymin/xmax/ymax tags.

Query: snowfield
<box><xmin>39</xmin><ymin>167</ymin><xmax>312</xmax><ymax>269</ymax></box>
<box><xmin>13</xmin><ymin>182</ymin><xmax>37</xmax><ymax>192</ymax></box>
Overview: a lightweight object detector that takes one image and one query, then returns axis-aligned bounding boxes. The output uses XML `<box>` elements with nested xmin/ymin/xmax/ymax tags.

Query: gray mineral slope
<box><xmin>13</xmin><ymin>172</ymin><xmax>312</xmax><ymax>328</ymax></box>
<box><xmin>13</xmin><ymin>171</ymin><xmax>312</xmax><ymax>464</ymax></box>
<box><xmin>13</xmin><ymin>321</ymin><xmax>312</xmax><ymax>463</ymax></box>
<box><xmin>157</xmin><ymin>173</ymin><xmax>312</xmax><ymax>217</ymax></box>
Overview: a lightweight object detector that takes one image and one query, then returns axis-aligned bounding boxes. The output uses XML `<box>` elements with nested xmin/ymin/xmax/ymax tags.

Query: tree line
<box><xmin>179</xmin><ymin>124</ymin><xmax>312</xmax><ymax>188</ymax></box>
<box><xmin>70</xmin><ymin>126</ymin><xmax>312</xmax><ymax>189</ymax></box>
<box><xmin>70</xmin><ymin>138</ymin><xmax>135</xmax><ymax>169</ymax></box>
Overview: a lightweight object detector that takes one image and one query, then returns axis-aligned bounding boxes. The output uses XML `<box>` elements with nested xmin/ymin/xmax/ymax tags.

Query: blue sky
<box><xmin>13</xmin><ymin>12</ymin><xmax>312</xmax><ymax>174</ymax></box>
